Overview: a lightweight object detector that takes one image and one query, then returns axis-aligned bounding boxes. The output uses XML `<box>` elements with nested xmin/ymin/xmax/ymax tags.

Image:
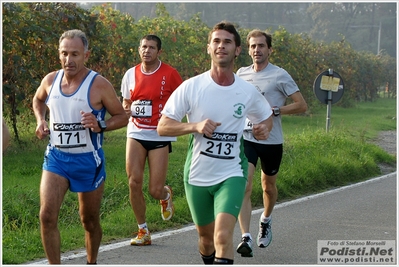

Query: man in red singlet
<box><xmin>121</xmin><ymin>35</ymin><xmax>183</xmax><ymax>246</ymax></box>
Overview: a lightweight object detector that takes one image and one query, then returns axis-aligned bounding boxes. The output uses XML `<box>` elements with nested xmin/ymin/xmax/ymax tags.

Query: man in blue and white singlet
<box><xmin>158</xmin><ymin>21</ymin><xmax>273</xmax><ymax>265</ymax></box>
<box><xmin>33</xmin><ymin>29</ymin><xmax>127</xmax><ymax>264</ymax></box>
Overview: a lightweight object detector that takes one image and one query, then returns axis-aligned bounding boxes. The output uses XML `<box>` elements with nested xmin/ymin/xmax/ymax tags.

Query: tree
<box><xmin>2</xmin><ymin>3</ymin><xmax>98</xmax><ymax>142</ymax></box>
<box><xmin>3</xmin><ymin>2</ymin><xmax>396</xmax><ymax>144</ymax></box>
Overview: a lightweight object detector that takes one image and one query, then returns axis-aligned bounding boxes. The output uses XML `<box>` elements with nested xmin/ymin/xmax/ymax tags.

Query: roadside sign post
<box><xmin>313</xmin><ymin>69</ymin><xmax>344</xmax><ymax>132</ymax></box>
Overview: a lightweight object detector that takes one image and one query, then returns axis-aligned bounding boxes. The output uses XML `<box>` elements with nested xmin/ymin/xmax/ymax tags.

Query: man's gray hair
<box><xmin>59</xmin><ymin>29</ymin><xmax>89</xmax><ymax>51</ymax></box>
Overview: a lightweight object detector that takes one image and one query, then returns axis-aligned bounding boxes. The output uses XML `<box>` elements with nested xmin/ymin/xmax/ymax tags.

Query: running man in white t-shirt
<box><xmin>236</xmin><ymin>29</ymin><xmax>308</xmax><ymax>257</ymax></box>
<box><xmin>158</xmin><ymin>22</ymin><xmax>273</xmax><ymax>265</ymax></box>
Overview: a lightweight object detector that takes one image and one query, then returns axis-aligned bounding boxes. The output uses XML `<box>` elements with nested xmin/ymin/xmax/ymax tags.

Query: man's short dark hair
<box><xmin>208</xmin><ymin>21</ymin><xmax>241</xmax><ymax>47</ymax></box>
<box><xmin>141</xmin><ymin>34</ymin><xmax>162</xmax><ymax>50</ymax></box>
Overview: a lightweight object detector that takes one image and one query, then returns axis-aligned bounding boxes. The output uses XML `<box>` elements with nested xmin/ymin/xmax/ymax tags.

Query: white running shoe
<box><xmin>257</xmin><ymin>216</ymin><xmax>272</xmax><ymax>248</ymax></box>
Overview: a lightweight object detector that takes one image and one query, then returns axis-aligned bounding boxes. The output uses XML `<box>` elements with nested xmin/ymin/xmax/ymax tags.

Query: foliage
<box><xmin>2</xmin><ymin>2</ymin><xmax>396</xmax><ymax>144</ymax></box>
<box><xmin>82</xmin><ymin>2</ymin><xmax>396</xmax><ymax>58</ymax></box>
<box><xmin>132</xmin><ymin>3</ymin><xmax>210</xmax><ymax>80</ymax></box>
<box><xmin>89</xmin><ymin>3</ymin><xmax>137</xmax><ymax>90</ymax></box>
<box><xmin>2</xmin><ymin>3</ymin><xmax>98</xmax><ymax>142</ymax></box>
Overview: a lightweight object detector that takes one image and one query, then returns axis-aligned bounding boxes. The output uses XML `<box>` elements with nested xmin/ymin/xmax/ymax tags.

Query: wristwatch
<box><xmin>97</xmin><ymin>120</ymin><xmax>107</xmax><ymax>133</ymax></box>
<box><xmin>272</xmin><ymin>106</ymin><xmax>280</xmax><ymax>116</ymax></box>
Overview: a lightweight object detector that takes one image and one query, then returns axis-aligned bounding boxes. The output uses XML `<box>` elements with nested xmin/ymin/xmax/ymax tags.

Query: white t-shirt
<box><xmin>162</xmin><ymin>71</ymin><xmax>272</xmax><ymax>186</ymax></box>
<box><xmin>237</xmin><ymin>63</ymin><xmax>300</xmax><ymax>144</ymax></box>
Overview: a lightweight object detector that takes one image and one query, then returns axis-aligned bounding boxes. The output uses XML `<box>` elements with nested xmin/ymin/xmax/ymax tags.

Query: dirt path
<box><xmin>372</xmin><ymin>130</ymin><xmax>396</xmax><ymax>174</ymax></box>
<box><xmin>374</xmin><ymin>130</ymin><xmax>397</xmax><ymax>156</ymax></box>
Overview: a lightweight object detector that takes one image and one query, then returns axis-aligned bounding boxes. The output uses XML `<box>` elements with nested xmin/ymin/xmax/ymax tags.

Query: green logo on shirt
<box><xmin>233</xmin><ymin>103</ymin><xmax>245</xmax><ymax>118</ymax></box>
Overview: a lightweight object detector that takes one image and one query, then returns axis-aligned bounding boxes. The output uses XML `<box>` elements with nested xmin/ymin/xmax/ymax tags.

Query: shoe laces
<box><xmin>260</xmin><ymin>221</ymin><xmax>270</xmax><ymax>238</ymax></box>
<box><xmin>135</xmin><ymin>228</ymin><xmax>148</xmax><ymax>238</ymax></box>
<box><xmin>160</xmin><ymin>198</ymin><xmax>169</xmax><ymax>210</ymax></box>
<box><xmin>242</xmin><ymin>236</ymin><xmax>252</xmax><ymax>243</ymax></box>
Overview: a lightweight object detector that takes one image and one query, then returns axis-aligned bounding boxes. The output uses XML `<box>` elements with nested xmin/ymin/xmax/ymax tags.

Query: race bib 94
<box><xmin>131</xmin><ymin>100</ymin><xmax>152</xmax><ymax>118</ymax></box>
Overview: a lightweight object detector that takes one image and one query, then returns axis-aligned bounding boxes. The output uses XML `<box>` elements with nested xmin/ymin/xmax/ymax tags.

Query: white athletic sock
<box><xmin>138</xmin><ymin>223</ymin><xmax>148</xmax><ymax>230</ymax></box>
<box><xmin>261</xmin><ymin>213</ymin><xmax>271</xmax><ymax>223</ymax></box>
<box><xmin>242</xmin><ymin>233</ymin><xmax>252</xmax><ymax>240</ymax></box>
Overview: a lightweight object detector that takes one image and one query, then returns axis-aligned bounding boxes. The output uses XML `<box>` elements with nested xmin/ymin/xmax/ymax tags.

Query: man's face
<box><xmin>139</xmin><ymin>39</ymin><xmax>160</xmax><ymax>64</ymax></box>
<box><xmin>248</xmin><ymin>36</ymin><xmax>272</xmax><ymax>65</ymax></box>
<box><xmin>207</xmin><ymin>30</ymin><xmax>241</xmax><ymax>67</ymax></box>
<box><xmin>59</xmin><ymin>37</ymin><xmax>89</xmax><ymax>76</ymax></box>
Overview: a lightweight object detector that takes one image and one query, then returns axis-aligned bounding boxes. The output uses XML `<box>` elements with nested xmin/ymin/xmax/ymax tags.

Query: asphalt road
<box><xmin>28</xmin><ymin>172</ymin><xmax>396</xmax><ymax>265</ymax></box>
